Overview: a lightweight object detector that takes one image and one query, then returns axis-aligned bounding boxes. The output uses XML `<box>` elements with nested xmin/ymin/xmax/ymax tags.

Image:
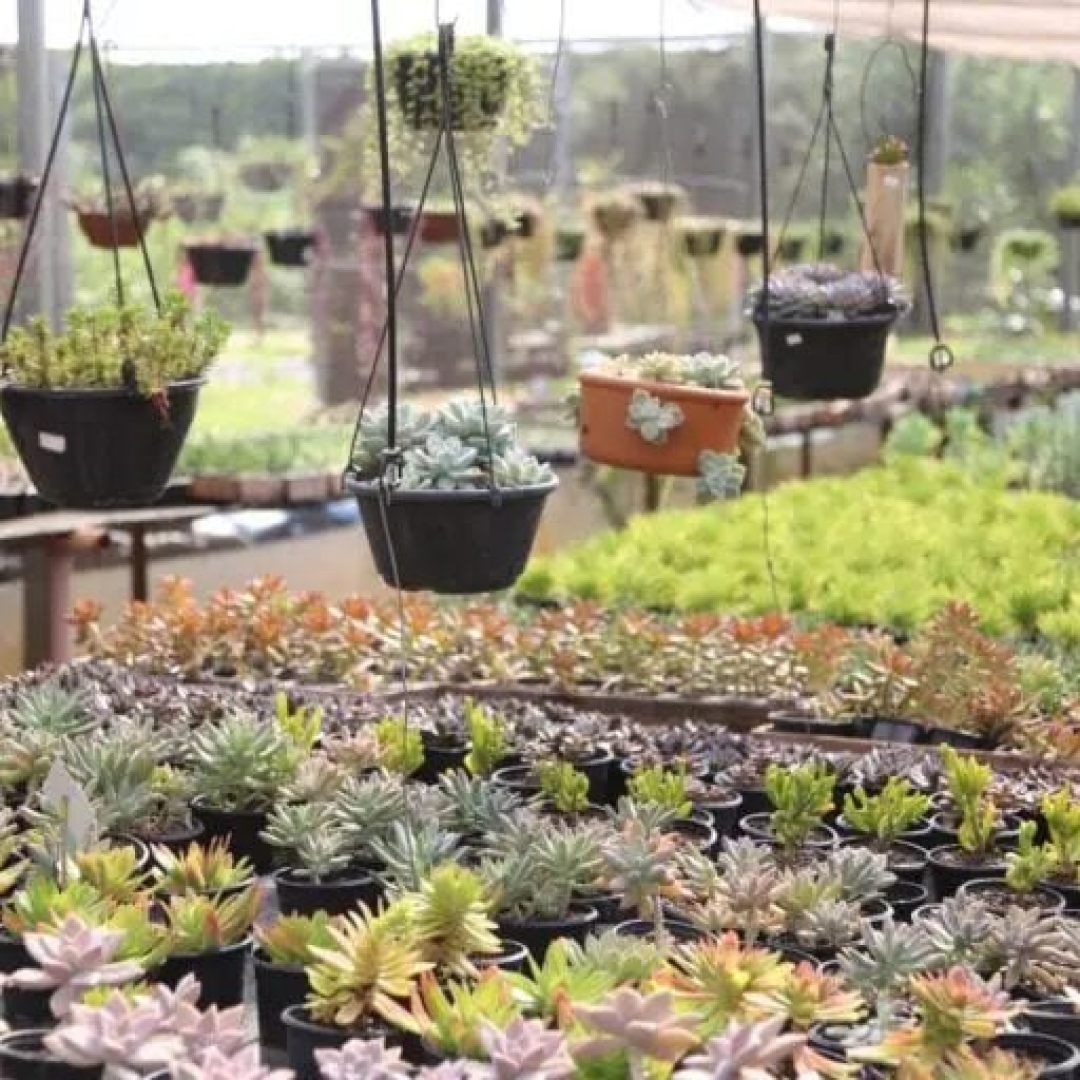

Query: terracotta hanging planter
<box><xmin>76</xmin><ymin>207</ymin><xmax>152</xmax><ymax>249</ymax></box>
<box><xmin>363</xmin><ymin>205</ymin><xmax>413</xmax><ymax>236</ymax></box>
<box><xmin>578</xmin><ymin>370</ymin><xmax>749</xmax><ymax>477</ymax></box>
<box><xmin>419</xmin><ymin>209</ymin><xmax>461</xmax><ymax>244</ymax></box>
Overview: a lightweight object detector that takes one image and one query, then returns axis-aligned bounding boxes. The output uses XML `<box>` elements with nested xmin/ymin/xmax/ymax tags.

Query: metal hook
<box><xmin>929</xmin><ymin>343</ymin><xmax>955</xmax><ymax>373</ymax></box>
<box><xmin>753</xmin><ymin>381</ymin><xmax>775</xmax><ymax>417</ymax></box>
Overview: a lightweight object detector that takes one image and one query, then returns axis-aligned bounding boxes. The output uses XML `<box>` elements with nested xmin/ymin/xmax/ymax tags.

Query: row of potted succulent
<box><xmin>3</xmin><ymin>682</ymin><xmax>1080</xmax><ymax>1080</ymax></box>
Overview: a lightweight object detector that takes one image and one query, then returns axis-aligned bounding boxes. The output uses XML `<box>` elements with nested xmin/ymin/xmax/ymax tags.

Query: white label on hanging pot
<box><xmin>38</xmin><ymin>431</ymin><xmax>66</xmax><ymax>454</ymax></box>
<box><xmin>785</xmin><ymin>333</ymin><xmax>803</xmax><ymax>346</ymax></box>
<box><xmin>884</xmin><ymin>174</ymin><xmax>902</xmax><ymax>189</ymax></box>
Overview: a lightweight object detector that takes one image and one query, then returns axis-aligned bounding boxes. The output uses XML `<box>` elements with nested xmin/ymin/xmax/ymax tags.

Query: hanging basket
<box><xmin>419</xmin><ymin>210</ymin><xmax>461</xmax><ymax>245</ymax></box>
<box><xmin>184</xmin><ymin>242</ymin><xmax>258</xmax><ymax>287</ymax></box>
<box><xmin>555</xmin><ymin>228</ymin><xmax>585</xmax><ymax>262</ymax></box>
<box><xmin>391</xmin><ymin>50</ymin><xmax>510</xmax><ymax>132</ymax></box>
<box><xmin>238</xmin><ymin>161</ymin><xmax>294</xmax><ymax>193</ymax></box>
<box><xmin>752</xmin><ymin>309</ymin><xmax>898</xmax><ymax>401</ymax></box>
<box><xmin>578</xmin><ymin>371</ymin><xmax>748</xmax><ymax>477</ymax></box>
<box><xmin>0</xmin><ymin>176</ymin><xmax>37</xmax><ymax>221</ymax></box>
<box><xmin>735</xmin><ymin>231</ymin><xmax>764</xmax><ymax>257</ymax></box>
<box><xmin>173</xmin><ymin>192</ymin><xmax>225</xmax><ymax>226</ymax></box>
<box><xmin>264</xmin><ymin>229</ymin><xmax>317</xmax><ymax>268</ymax></box>
<box><xmin>952</xmin><ymin>223</ymin><xmax>985</xmax><ymax>253</ymax></box>
<box><xmin>681</xmin><ymin>226</ymin><xmax>724</xmax><ymax>259</ymax></box>
<box><xmin>364</xmin><ymin>205</ymin><xmax>413</xmax><ymax>236</ymax></box>
<box><xmin>0</xmin><ymin>379</ymin><xmax>203</xmax><ymax>508</ymax></box>
<box><xmin>347</xmin><ymin>477</ymin><xmax>557</xmax><ymax>594</ymax></box>
<box><xmin>591</xmin><ymin>203</ymin><xmax>638</xmax><ymax>242</ymax></box>
<box><xmin>633</xmin><ymin>187</ymin><xmax>682</xmax><ymax>224</ymax></box>
<box><xmin>76</xmin><ymin>208</ymin><xmax>152</xmax><ymax>249</ymax></box>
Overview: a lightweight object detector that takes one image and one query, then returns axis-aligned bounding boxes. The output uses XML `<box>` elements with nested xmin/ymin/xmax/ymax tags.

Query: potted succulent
<box><xmin>345</xmin><ymin>397</ymin><xmax>558</xmax><ymax>594</ymax></box>
<box><xmin>282</xmin><ymin>907</ymin><xmax>430</xmax><ymax>1079</ymax></box>
<box><xmin>0</xmin><ymin>173</ymin><xmax>38</xmax><ymax>221</ymax></box>
<box><xmin>0</xmin><ymin>291</ymin><xmax>227</xmax><ymax>508</ymax></box>
<box><xmin>69</xmin><ymin>181</ymin><xmax>169</xmax><ymax>250</ymax></box>
<box><xmin>1049</xmin><ymin>182</ymin><xmax>1080</xmax><ymax>230</ymax></box>
<box><xmin>840</xmin><ymin>777</ymin><xmax>932</xmax><ymax>888</ymax></box>
<box><xmin>577</xmin><ymin>351</ymin><xmax>755</xmax><ymax>483</ymax></box>
<box><xmin>739</xmin><ymin>762</ymin><xmax>838</xmax><ymax>863</ymax></box>
<box><xmin>678</xmin><ymin>217</ymin><xmax>725</xmax><ymax>259</ymax></box>
<box><xmin>254</xmin><ymin>912</ymin><xmax>337</xmax><ymax>1051</ymax></box>
<box><xmin>237</xmin><ymin>137</ymin><xmax>311</xmax><ymax>193</ymax></box>
<box><xmin>187</xmin><ymin>713</ymin><xmax>301</xmax><ymax>872</ymax></box>
<box><xmin>182</xmin><ymin>237</ymin><xmax>260</xmax><ymax>287</ymax></box>
<box><xmin>150</xmin><ymin>839</ymin><xmax>256</xmax><ymax>901</ymax></box>
<box><xmin>957</xmin><ymin>822</ymin><xmax>1065</xmax><ymax>916</ymax></box>
<box><xmin>588</xmin><ymin>191</ymin><xmax>639</xmax><ymax>242</ymax></box>
<box><xmin>154</xmin><ymin>888</ymin><xmax>259</xmax><ymax>1009</ymax></box>
<box><xmin>749</xmin><ymin>262</ymin><xmax>907</xmax><ymax>401</ymax></box>
<box><xmin>264</xmin><ymin>227</ymin><xmax>318</xmax><ymax>268</ymax></box>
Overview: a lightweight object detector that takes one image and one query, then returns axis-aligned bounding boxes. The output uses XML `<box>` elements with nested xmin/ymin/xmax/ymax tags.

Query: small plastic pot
<box><xmin>283</xmin><ymin>1007</ymin><xmax>399</xmax><ymax>1080</ymax></box>
<box><xmin>0</xmin><ymin>930</ymin><xmax>33</xmax><ymax>975</ymax></box>
<box><xmin>884</xmin><ymin>878</ymin><xmax>929</xmax><ymax>922</ymax></box>
<box><xmin>926</xmin><ymin>845</ymin><xmax>1006</xmax><ymax>901</ymax></box>
<box><xmin>989</xmin><ymin>1031</ymin><xmax>1079</xmax><ymax>1079</ymax></box>
<box><xmin>694</xmin><ymin>791</ymin><xmax>742</xmax><ymax>840</ymax></box>
<box><xmin>130</xmin><ymin>818</ymin><xmax>205</xmax><ymax>856</ymax></box>
<box><xmin>416</xmin><ymin>735</ymin><xmax>468</xmax><ymax>783</ymax></box>
<box><xmin>474</xmin><ymin>940</ymin><xmax>529</xmax><ymax>973</ymax></box>
<box><xmin>154</xmin><ymin>937</ymin><xmax>251</xmax><ymax>1009</ymax></box>
<box><xmin>739</xmin><ymin>813</ymin><xmax>838</xmax><ymax>851</ymax></box>
<box><xmin>496</xmin><ymin>903</ymin><xmax>598</xmax><ymax>963</ymax></box>
<box><xmin>2</xmin><ymin>984</ymin><xmax>53</xmax><ymax>1029</ymax></box>
<box><xmin>253</xmin><ymin>950</ymin><xmax>308</xmax><ymax>1050</ymax></box>
<box><xmin>273</xmin><ymin>867</ymin><xmax>383</xmax><ymax>917</ymax></box>
<box><xmin>1024</xmin><ymin>997</ymin><xmax>1080</xmax><ymax>1050</ymax></box>
<box><xmin>0</xmin><ymin>1030</ymin><xmax>102</xmax><ymax>1080</ymax></box>
<box><xmin>957</xmin><ymin>877</ymin><xmax>1065</xmax><ymax>916</ymax></box>
<box><xmin>191</xmin><ymin>800</ymin><xmax>275</xmax><ymax>873</ymax></box>
<box><xmin>613</xmin><ymin>918</ymin><xmax>702</xmax><ymax>943</ymax></box>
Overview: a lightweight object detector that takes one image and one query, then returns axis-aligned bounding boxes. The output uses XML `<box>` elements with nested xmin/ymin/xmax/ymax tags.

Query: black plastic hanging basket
<box><xmin>184</xmin><ymin>242</ymin><xmax>257</xmax><ymax>286</ymax></box>
<box><xmin>0</xmin><ymin>176</ymin><xmax>37</xmax><ymax>221</ymax></box>
<box><xmin>264</xmin><ymin>229</ymin><xmax>316</xmax><ymax>268</ymax></box>
<box><xmin>752</xmin><ymin>308</ymin><xmax>899</xmax><ymax>401</ymax></box>
<box><xmin>0</xmin><ymin>379</ymin><xmax>204</xmax><ymax>508</ymax></box>
<box><xmin>348</xmin><ymin>478</ymin><xmax>557</xmax><ymax>594</ymax></box>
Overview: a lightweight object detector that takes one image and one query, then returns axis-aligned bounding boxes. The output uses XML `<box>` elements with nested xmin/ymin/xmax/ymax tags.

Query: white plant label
<box><xmin>884</xmin><ymin>175</ymin><xmax>901</xmax><ymax>189</ymax></box>
<box><xmin>786</xmin><ymin>333</ymin><xmax>803</xmax><ymax>346</ymax></box>
<box><xmin>41</xmin><ymin>759</ymin><xmax>98</xmax><ymax>853</ymax></box>
<box><xmin>38</xmin><ymin>432</ymin><xmax>66</xmax><ymax>454</ymax></box>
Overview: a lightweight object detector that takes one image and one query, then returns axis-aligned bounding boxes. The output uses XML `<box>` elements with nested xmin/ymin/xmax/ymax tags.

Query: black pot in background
<box><xmin>884</xmin><ymin>878</ymin><xmax>928</xmax><ymax>922</ymax></box>
<box><xmin>1024</xmin><ymin>998</ymin><xmax>1080</xmax><ymax>1052</ymax></box>
<box><xmin>922</xmin><ymin>726</ymin><xmax>988</xmax><ymax>750</ymax></box>
<box><xmin>670</xmin><ymin>815</ymin><xmax>720</xmax><ymax>854</ymax></box>
<box><xmin>131</xmin><ymin>818</ymin><xmax>205</xmax><ymax>856</ymax></box>
<box><xmin>957</xmin><ymin>877</ymin><xmax>1066</xmax><ymax>915</ymax></box>
<box><xmin>191</xmin><ymin>800</ymin><xmax>275</xmax><ymax>873</ymax></box>
<box><xmin>474</xmin><ymin>940</ymin><xmax>529</xmax><ymax>973</ymax></box>
<box><xmin>842</xmin><ymin>836</ymin><xmax>928</xmax><ymax>886</ymax></box>
<box><xmin>556</xmin><ymin>230</ymin><xmax>585</xmax><ymax>262</ymax></box>
<box><xmin>927</xmin><ymin>846</ymin><xmax>1006</xmax><ymax>901</ymax></box>
<box><xmin>925</xmin><ymin>812</ymin><xmax>1022</xmax><ymax>853</ymax></box>
<box><xmin>273</xmin><ymin>867</ymin><xmax>383</xmax><ymax>917</ymax></box>
<box><xmin>2</xmin><ymin>985</ymin><xmax>52</xmax><ymax>1029</ymax></box>
<box><xmin>739</xmin><ymin>813</ymin><xmax>837</xmax><ymax>851</ymax></box>
<box><xmin>0</xmin><ymin>1031</ymin><xmax>102</xmax><ymax>1080</ymax></box>
<box><xmin>682</xmin><ymin>228</ymin><xmax>723</xmax><ymax>259</ymax></box>
<box><xmin>736</xmin><ymin>232</ymin><xmax>764</xmax><ymax>257</ymax></box>
<box><xmin>496</xmin><ymin>904</ymin><xmax>598</xmax><ymax>963</ymax></box>
<box><xmin>0</xmin><ymin>176</ymin><xmax>37</xmax><ymax>220</ymax></box>
<box><xmin>183</xmin><ymin>242</ymin><xmax>257</xmax><ymax>287</ymax></box>
<box><xmin>734</xmin><ymin>785</ymin><xmax>770</xmax><ymax>818</ymax></box>
<box><xmin>613</xmin><ymin>918</ymin><xmax>702</xmax><ymax>944</ymax></box>
<box><xmin>1</xmin><ymin>380</ymin><xmax>203</xmax><ymax>510</ymax></box>
<box><xmin>766</xmin><ymin>712</ymin><xmax>857</xmax><ymax>738</ymax></box>
<box><xmin>695</xmin><ymin>791</ymin><xmax>742</xmax><ymax>841</ymax></box>
<box><xmin>989</xmin><ymin>1031</ymin><xmax>1079</xmax><ymax>1079</ymax></box>
<box><xmin>265</xmin><ymin>229</ymin><xmax>317</xmax><ymax>268</ymax></box>
<box><xmin>850</xmin><ymin>716</ymin><xmax>926</xmax><ymax>744</ymax></box>
<box><xmin>568</xmin><ymin>749</ymin><xmax>615</xmax><ymax>806</ymax></box>
<box><xmin>577</xmin><ymin>890</ymin><xmax>623</xmax><ymax>926</ymax></box>
<box><xmin>348</xmin><ymin>478</ymin><xmax>557</xmax><ymax>595</ymax></box>
<box><xmin>155</xmin><ymin>937</ymin><xmax>251</xmax><ymax>1009</ymax></box>
<box><xmin>253</xmin><ymin>949</ymin><xmax>308</xmax><ymax>1050</ymax></box>
<box><xmin>283</xmin><ymin>1007</ymin><xmax>400</xmax><ymax>1080</ymax></box>
<box><xmin>416</xmin><ymin>735</ymin><xmax>468</xmax><ymax>783</ymax></box>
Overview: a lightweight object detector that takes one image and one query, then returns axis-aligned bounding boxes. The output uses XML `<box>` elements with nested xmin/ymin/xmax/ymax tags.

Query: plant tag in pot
<box><xmin>785</xmin><ymin>333</ymin><xmax>803</xmax><ymax>346</ymax></box>
<box><xmin>37</xmin><ymin>431</ymin><xmax>66</xmax><ymax>454</ymax></box>
<box><xmin>41</xmin><ymin>759</ymin><xmax>98</xmax><ymax>858</ymax></box>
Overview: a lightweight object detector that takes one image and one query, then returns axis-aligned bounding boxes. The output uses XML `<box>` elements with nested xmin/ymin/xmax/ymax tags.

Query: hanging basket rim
<box><xmin>580</xmin><ymin>370</ymin><xmax>751</xmax><ymax>406</ymax></box>
<box><xmin>183</xmin><ymin>240</ymin><xmax>259</xmax><ymax>254</ymax></box>
<box><xmin>0</xmin><ymin>375</ymin><xmax>207</xmax><ymax>400</ymax></box>
<box><xmin>751</xmin><ymin>307</ymin><xmax>901</xmax><ymax>332</ymax></box>
<box><xmin>345</xmin><ymin>475</ymin><xmax>558</xmax><ymax>503</ymax></box>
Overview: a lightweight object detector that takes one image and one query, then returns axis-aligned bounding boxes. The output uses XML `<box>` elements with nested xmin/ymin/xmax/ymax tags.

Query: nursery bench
<box><xmin>0</xmin><ymin>505</ymin><xmax>214</xmax><ymax>668</ymax></box>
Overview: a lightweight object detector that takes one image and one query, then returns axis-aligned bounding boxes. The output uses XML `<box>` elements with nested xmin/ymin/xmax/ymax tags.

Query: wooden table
<box><xmin>0</xmin><ymin>505</ymin><xmax>214</xmax><ymax>667</ymax></box>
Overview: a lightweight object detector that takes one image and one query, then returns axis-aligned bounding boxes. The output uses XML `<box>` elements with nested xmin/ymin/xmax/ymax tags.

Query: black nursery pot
<box><xmin>1</xmin><ymin>379</ymin><xmax>203</xmax><ymax>510</ymax></box>
<box><xmin>155</xmin><ymin>937</ymin><xmax>251</xmax><ymax>1009</ymax></box>
<box><xmin>496</xmin><ymin>903</ymin><xmax>598</xmax><ymax>963</ymax></box>
<box><xmin>1024</xmin><ymin>999</ymin><xmax>1080</xmax><ymax>1052</ymax></box>
<box><xmin>254</xmin><ymin>950</ymin><xmax>309</xmax><ymax>1050</ymax></box>
<box><xmin>752</xmin><ymin>308</ymin><xmax>899</xmax><ymax>402</ymax></box>
<box><xmin>927</xmin><ymin>845</ymin><xmax>1006</xmax><ymax>901</ymax></box>
<box><xmin>767</xmin><ymin>712</ymin><xmax>857</xmax><ymax>738</ymax></box>
<box><xmin>2</xmin><ymin>985</ymin><xmax>53</xmax><ymax>1029</ymax></box>
<box><xmin>183</xmin><ymin>242</ymin><xmax>257</xmax><ymax>286</ymax></box>
<box><xmin>348</xmin><ymin>478</ymin><xmax>557</xmax><ymax>595</ymax></box>
<box><xmin>884</xmin><ymin>878</ymin><xmax>928</xmax><ymax>921</ymax></box>
<box><xmin>273</xmin><ymin>867</ymin><xmax>383</xmax><ymax>918</ymax></box>
<box><xmin>695</xmin><ymin>791</ymin><xmax>742</xmax><ymax>840</ymax></box>
<box><xmin>957</xmin><ymin>877</ymin><xmax>1066</xmax><ymax>915</ymax></box>
<box><xmin>989</xmin><ymin>1032</ymin><xmax>1080</xmax><ymax>1079</ymax></box>
<box><xmin>191</xmin><ymin>800</ymin><xmax>276</xmax><ymax>873</ymax></box>
<box><xmin>132</xmin><ymin>818</ymin><xmax>205</xmax><ymax>856</ymax></box>
<box><xmin>284</xmin><ymin>1007</ymin><xmax>399</xmax><ymax>1080</ymax></box>
<box><xmin>0</xmin><ymin>1031</ymin><xmax>102</xmax><ymax>1080</ymax></box>
<box><xmin>416</xmin><ymin>734</ymin><xmax>468</xmax><ymax>782</ymax></box>
<box><xmin>0</xmin><ymin>176</ymin><xmax>37</xmax><ymax>220</ymax></box>
<box><xmin>850</xmin><ymin>715</ymin><xmax>926</xmax><ymax>744</ymax></box>
<box><xmin>265</xmin><ymin>229</ymin><xmax>317</xmax><ymax>268</ymax></box>
<box><xmin>613</xmin><ymin>917</ymin><xmax>702</xmax><ymax>944</ymax></box>
<box><xmin>0</xmin><ymin>929</ymin><xmax>32</xmax><ymax>975</ymax></box>
<box><xmin>735</xmin><ymin>232</ymin><xmax>764</xmax><ymax>257</ymax></box>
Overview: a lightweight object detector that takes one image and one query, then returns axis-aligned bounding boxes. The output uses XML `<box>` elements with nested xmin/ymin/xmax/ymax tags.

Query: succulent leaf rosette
<box><xmin>751</xmin><ymin>263</ymin><xmax>908</xmax><ymax>322</ymax></box>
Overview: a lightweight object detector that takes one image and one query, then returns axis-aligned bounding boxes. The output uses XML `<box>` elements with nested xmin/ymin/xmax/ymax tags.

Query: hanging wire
<box><xmin>750</xmin><ymin>0</ymin><xmax>781</xmax><ymax>614</ymax></box>
<box><xmin>539</xmin><ymin>0</ymin><xmax>567</xmax><ymax>189</ymax></box>
<box><xmin>915</xmin><ymin>0</ymin><xmax>954</xmax><ymax>372</ymax></box>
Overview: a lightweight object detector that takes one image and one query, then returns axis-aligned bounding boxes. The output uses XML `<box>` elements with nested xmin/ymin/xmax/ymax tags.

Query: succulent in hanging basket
<box><xmin>869</xmin><ymin>135</ymin><xmax>910</xmax><ymax>166</ymax></box>
<box><xmin>751</xmin><ymin>263</ymin><xmax>907</xmax><ymax>321</ymax></box>
<box><xmin>588</xmin><ymin>190</ymin><xmax>641</xmax><ymax>241</ymax></box>
<box><xmin>70</xmin><ymin>177</ymin><xmax>171</xmax><ymax>248</ymax></box>
<box><xmin>1049</xmin><ymin>181</ymin><xmax>1080</xmax><ymax>226</ymax></box>
<box><xmin>367</xmin><ymin>32</ymin><xmax>542</xmax><ymax>185</ymax></box>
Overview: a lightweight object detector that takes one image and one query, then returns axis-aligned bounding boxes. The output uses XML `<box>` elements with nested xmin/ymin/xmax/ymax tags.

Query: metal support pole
<box><xmin>1061</xmin><ymin>66</ymin><xmax>1080</xmax><ymax>332</ymax></box>
<box><xmin>300</xmin><ymin>48</ymin><xmax>319</xmax><ymax>163</ymax></box>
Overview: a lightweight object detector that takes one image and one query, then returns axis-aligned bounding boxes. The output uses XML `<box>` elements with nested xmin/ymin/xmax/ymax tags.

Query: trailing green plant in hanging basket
<box><xmin>0</xmin><ymin>292</ymin><xmax>228</xmax><ymax>508</ymax></box>
<box><xmin>1050</xmin><ymin>183</ymin><xmax>1080</xmax><ymax>229</ymax></box>
<box><xmin>366</xmin><ymin>33</ymin><xmax>541</xmax><ymax>184</ymax></box>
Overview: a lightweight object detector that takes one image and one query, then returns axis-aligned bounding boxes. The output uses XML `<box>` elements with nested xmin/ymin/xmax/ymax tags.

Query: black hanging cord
<box><xmin>1</xmin><ymin>0</ymin><xmax>162</xmax><ymax>353</ymax></box>
<box><xmin>915</xmin><ymin>0</ymin><xmax>954</xmax><ymax>372</ymax></box>
<box><xmin>367</xmin><ymin>0</ymin><xmax>401</xmax><ymax>461</ymax></box>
